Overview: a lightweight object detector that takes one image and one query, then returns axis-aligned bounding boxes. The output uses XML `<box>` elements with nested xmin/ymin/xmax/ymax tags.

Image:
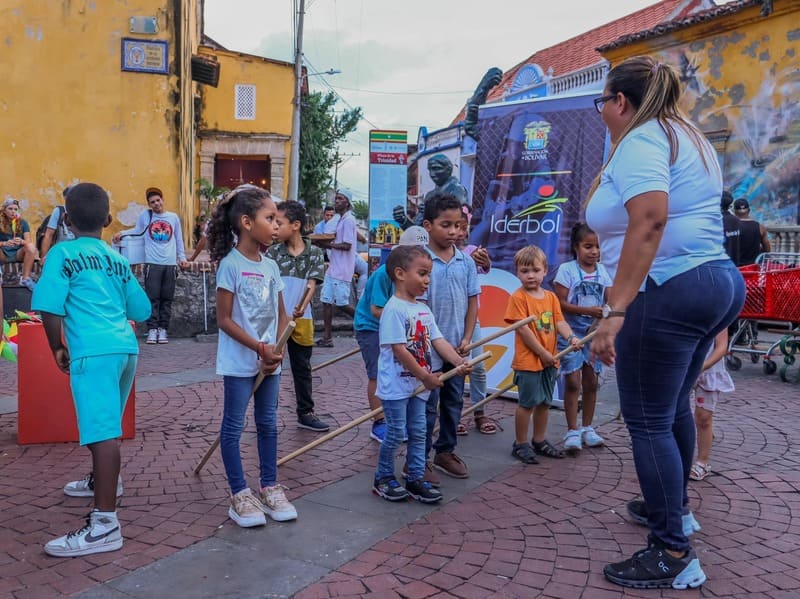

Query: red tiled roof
<box><xmin>452</xmin><ymin>0</ymin><xmax>711</xmax><ymax>123</ymax></box>
<box><xmin>599</xmin><ymin>0</ymin><xmax>761</xmax><ymax>51</ymax></box>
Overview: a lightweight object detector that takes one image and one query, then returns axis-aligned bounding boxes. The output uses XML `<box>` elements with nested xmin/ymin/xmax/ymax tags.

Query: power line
<box><xmin>330</xmin><ymin>85</ymin><xmax>472</xmax><ymax>96</ymax></box>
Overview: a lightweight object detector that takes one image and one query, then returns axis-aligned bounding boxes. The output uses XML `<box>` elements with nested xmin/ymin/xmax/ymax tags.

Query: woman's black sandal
<box><xmin>532</xmin><ymin>439</ymin><xmax>565</xmax><ymax>459</ymax></box>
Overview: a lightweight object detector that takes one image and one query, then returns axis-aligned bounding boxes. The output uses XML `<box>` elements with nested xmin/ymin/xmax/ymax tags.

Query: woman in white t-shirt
<box><xmin>585</xmin><ymin>56</ymin><xmax>745</xmax><ymax>590</ymax></box>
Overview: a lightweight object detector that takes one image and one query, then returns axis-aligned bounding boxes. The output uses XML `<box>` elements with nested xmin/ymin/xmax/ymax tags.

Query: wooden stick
<box><xmin>455</xmin><ymin>330</ymin><xmax>598</xmax><ymax>425</ymax></box>
<box><xmin>554</xmin><ymin>329</ymin><xmax>597</xmax><ymax>360</ymax></box>
<box><xmin>194</xmin><ymin>321</ymin><xmax>295</xmax><ymax>475</ymax></box>
<box><xmin>311</xmin><ymin>347</ymin><xmax>360</xmax><ymax>372</ymax></box>
<box><xmin>276</xmin><ymin>351</ymin><xmax>493</xmax><ymax>466</ymax></box>
<box><xmin>462</xmin><ymin>315</ymin><xmax>537</xmax><ymax>353</ymax></box>
<box><xmin>295</xmin><ymin>285</ymin><xmax>315</xmax><ymax>315</ymax></box>
<box><xmin>411</xmin><ymin>351</ymin><xmax>492</xmax><ymax>396</ymax></box>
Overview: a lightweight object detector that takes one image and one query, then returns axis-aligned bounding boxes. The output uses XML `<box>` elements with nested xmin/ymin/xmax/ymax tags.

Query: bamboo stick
<box><xmin>310</xmin><ymin>347</ymin><xmax>361</xmax><ymax>372</ymax></box>
<box><xmin>461</xmin><ymin>315</ymin><xmax>537</xmax><ymax>353</ymax></box>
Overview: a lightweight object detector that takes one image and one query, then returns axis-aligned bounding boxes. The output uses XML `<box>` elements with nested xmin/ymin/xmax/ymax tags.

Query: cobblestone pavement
<box><xmin>2</xmin><ymin>334</ymin><xmax>800</xmax><ymax>598</ymax></box>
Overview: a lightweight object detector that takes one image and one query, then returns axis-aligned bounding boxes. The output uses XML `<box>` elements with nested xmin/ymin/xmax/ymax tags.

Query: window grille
<box><xmin>235</xmin><ymin>84</ymin><xmax>256</xmax><ymax>120</ymax></box>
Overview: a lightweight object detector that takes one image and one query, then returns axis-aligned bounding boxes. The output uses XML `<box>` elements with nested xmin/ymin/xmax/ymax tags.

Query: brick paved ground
<box><xmin>2</xmin><ymin>333</ymin><xmax>800</xmax><ymax>598</ymax></box>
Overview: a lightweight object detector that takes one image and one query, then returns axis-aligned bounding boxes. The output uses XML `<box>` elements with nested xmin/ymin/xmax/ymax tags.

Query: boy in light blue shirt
<box><xmin>32</xmin><ymin>183</ymin><xmax>151</xmax><ymax>558</ymax></box>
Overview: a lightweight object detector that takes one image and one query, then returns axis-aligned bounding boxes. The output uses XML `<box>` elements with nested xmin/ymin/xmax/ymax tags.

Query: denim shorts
<box><xmin>321</xmin><ymin>275</ymin><xmax>352</xmax><ymax>306</ymax></box>
<box><xmin>69</xmin><ymin>353</ymin><xmax>137</xmax><ymax>445</ymax></box>
<box><xmin>556</xmin><ymin>337</ymin><xmax>601</xmax><ymax>376</ymax></box>
<box><xmin>355</xmin><ymin>329</ymin><xmax>379</xmax><ymax>380</ymax></box>
<box><xmin>514</xmin><ymin>367</ymin><xmax>557</xmax><ymax>408</ymax></box>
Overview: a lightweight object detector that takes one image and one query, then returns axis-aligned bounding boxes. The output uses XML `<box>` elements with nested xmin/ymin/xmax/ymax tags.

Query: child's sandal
<box><xmin>512</xmin><ymin>442</ymin><xmax>539</xmax><ymax>464</ymax></box>
<box><xmin>456</xmin><ymin>422</ymin><xmax>469</xmax><ymax>436</ymax></box>
<box><xmin>689</xmin><ymin>462</ymin><xmax>711</xmax><ymax>481</ymax></box>
<box><xmin>474</xmin><ymin>414</ymin><xmax>498</xmax><ymax>435</ymax></box>
<box><xmin>532</xmin><ymin>439</ymin><xmax>565</xmax><ymax>459</ymax></box>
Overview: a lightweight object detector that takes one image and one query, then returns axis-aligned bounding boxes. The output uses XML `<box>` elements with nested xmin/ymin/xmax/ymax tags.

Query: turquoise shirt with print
<box><xmin>31</xmin><ymin>237</ymin><xmax>151</xmax><ymax>359</ymax></box>
<box><xmin>353</xmin><ymin>264</ymin><xmax>393</xmax><ymax>332</ymax></box>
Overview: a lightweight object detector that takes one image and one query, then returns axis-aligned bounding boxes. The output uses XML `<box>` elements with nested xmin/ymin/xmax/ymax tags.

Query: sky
<box><xmin>203</xmin><ymin>0</ymin><xmax>705</xmax><ymax>202</ymax></box>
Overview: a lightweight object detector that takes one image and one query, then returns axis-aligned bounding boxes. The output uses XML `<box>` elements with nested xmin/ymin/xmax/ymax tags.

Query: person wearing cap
<box><xmin>315</xmin><ymin>189</ymin><xmax>357</xmax><ymax>347</ymax></box>
<box><xmin>0</xmin><ymin>198</ymin><xmax>38</xmax><ymax>290</ymax></box>
<box><xmin>39</xmin><ymin>186</ymin><xmax>77</xmax><ymax>264</ymax></box>
<box><xmin>112</xmin><ymin>187</ymin><xmax>189</xmax><ymax>344</ymax></box>
<box><xmin>733</xmin><ymin>198</ymin><xmax>771</xmax><ymax>265</ymax></box>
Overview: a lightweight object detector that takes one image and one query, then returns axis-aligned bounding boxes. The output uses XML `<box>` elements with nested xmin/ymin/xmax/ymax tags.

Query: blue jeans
<box><xmin>616</xmin><ymin>260</ymin><xmax>744</xmax><ymax>551</ymax></box>
<box><xmin>376</xmin><ymin>396</ymin><xmax>427</xmax><ymax>481</ymax></box>
<box><xmin>426</xmin><ymin>370</ymin><xmax>465</xmax><ymax>456</ymax></box>
<box><xmin>220</xmin><ymin>374</ymin><xmax>280</xmax><ymax>494</ymax></box>
<box><xmin>468</xmin><ymin>347</ymin><xmax>487</xmax><ymax>405</ymax></box>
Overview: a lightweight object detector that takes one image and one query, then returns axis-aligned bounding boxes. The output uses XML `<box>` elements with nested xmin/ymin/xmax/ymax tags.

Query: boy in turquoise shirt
<box><xmin>32</xmin><ymin>183</ymin><xmax>151</xmax><ymax>557</ymax></box>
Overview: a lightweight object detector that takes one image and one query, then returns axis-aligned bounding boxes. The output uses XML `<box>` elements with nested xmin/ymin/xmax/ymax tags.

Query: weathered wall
<box><xmin>0</xmin><ymin>0</ymin><xmax>187</xmax><ymax>239</ymax></box>
<box><xmin>602</xmin><ymin>0</ymin><xmax>800</xmax><ymax>225</ymax></box>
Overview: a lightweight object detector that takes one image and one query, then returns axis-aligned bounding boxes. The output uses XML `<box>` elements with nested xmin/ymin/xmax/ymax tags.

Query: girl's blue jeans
<box><xmin>616</xmin><ymin>260</ymin><xmax>744</xmax><ymax>551</ymax></box>
<box><xmin>220</xmin><ymin>373</ymin><xmax>280</xmax><ymax>495</ymax></box>
<box><xmin>376</xmin><ymin>395</ymin><xmax>427</xmax><ymax>482</ymax></box>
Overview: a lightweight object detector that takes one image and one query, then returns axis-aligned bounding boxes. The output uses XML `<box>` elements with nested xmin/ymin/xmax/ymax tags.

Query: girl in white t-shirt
<box><xmin>206</xmin><ymin>184</ymin><xmax>296</xmax><ymax>528</ymax></box>
<box><xmin>690</xmin><ymin>329</ymin><xmax>733</xmax><ymax>481</ymax></box>
<box><xmin>553</xmin><ymin>223</ymin><xmax>612</xmax><ymax>452</ymax></box>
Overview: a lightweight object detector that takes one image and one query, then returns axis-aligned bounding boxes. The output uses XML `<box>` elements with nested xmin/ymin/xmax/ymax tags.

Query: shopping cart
<box><xmin>726</xmin><ymin>253</ymin><xmax>800</xmax><ymax>374</ymax></box>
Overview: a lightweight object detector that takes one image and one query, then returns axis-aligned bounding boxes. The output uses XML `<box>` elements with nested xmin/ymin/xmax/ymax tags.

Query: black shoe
<box><xmin>372</xmin><ymin>477</ymin><xmax>409</xmax><ymax>502</ymax></box>
<box><xmin>297</xmin><ymin>413</ymin><xmax>330</xmax><ymax>432</ymax></box>
<box><xmin>604</xmin><ymin>539</ymin><xmax>707</xmax><ymax>590</ymax></box>
<box><xmin>627</xmin><ymin>499</ymin><xmax>648</xmax><ymax>526</ymax></box>
<box><xmin>405</xmin><ymin>480</ymin><xmax>443</xmax><ymax>504</ymax></box>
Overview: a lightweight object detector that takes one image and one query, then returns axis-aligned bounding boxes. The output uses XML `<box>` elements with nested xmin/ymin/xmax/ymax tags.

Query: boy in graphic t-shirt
<box><xmin>373</xmin><ymin>245</ymin><xmax>468</xmax><ymax>504</ymax></box>
<box><xmin>32</xmin><ymin>183</ymin><xmax>151</xmax><ymax>557</ymax></box>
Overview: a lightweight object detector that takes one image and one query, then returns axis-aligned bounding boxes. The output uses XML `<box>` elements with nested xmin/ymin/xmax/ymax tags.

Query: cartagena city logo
<box><xmin>522</xmin><ymin>121</ymin><xmax>552</xmax><ymax>161</ymax></box>
<box><xmin>490</xmin><ymin>184</ymin><xmax>567</xmax><ymax>235</ymax></box>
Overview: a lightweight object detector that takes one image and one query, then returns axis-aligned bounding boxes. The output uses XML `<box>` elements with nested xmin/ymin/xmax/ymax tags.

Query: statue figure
<box><xmin>463</xmin><ymin>67</ymin><xmax>503</xmax><ymax>140</ymax></box>
<box><xmin>394</xmin><ymin>154</ymin><xmax>468</xmax><ymax>229</ymax></box>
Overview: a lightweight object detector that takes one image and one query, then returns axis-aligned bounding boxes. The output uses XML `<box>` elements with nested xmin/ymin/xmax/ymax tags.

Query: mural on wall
<box><xmin>655</xmin><ymin>27</ymin><xmax>800</xmax><ymax>226</ymax></box>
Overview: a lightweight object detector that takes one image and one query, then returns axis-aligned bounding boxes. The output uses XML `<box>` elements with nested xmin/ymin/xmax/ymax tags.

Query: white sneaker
<box><xmin>259</xmin><ymin>484</ymin><xmax>298</xmax><ymax>522</ymax></box>
<box><xmin>146</xmin><ymin>328</ymin><xmax>159</xmax><ymax>344</ymax></box>
<box><xmin>157</xmin><ymin>328</ymin><xmax>169</xmax><ymax>344</ymax></box>
<box><xmin>581</xmin><ymin>426</ymin><xmax>605</xmax><ymax>447</ymax></box>
<box><xmin>564</xmin><ymin>429</ymin><xmax>582</xmax><ymax>451</ymax></box>
<box><xmin>63</xmin><ymin>473</ymin><xmax>124</xmax><ymax>498</ymax></box>
<box><xmin>228</xmin><ymin>488</ymin><xmax>266</xmax><ymax>528</ymax></box>
<box><xmin>44</xmin><ymin>510</ymin><xmax>123</xmax><ymax>557</ymax></box>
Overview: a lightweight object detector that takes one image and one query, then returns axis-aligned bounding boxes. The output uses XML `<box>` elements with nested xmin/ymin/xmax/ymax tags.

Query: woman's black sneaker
<box><xmin>604</xmin><ymin>539</ymin><xmax>706</xmax><ymax>589</ymax></box>
<box><xmin>372</xmin><ymin>477</ymin><xmax>409</xmax><ymax>502</ymax></box>
<box><xmin>405</xmin><ymin>480</ymin><xmax>443</xmax><ymax>504</ymax></box>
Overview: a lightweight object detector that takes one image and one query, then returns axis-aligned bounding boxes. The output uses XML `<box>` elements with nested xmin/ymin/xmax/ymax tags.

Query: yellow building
<box><xmin>599</xmin><ymin>0</ymin><xmax>800</xmax><ymax>226</ymax></box>
<box><xmin>0</xmin><ymin>0</ymin><xmax>295</xmax><ymax>242</ymax></box>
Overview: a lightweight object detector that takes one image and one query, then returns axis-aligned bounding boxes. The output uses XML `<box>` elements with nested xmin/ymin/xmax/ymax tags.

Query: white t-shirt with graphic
<box><xmin>216</xmin><ymin>248</ymin><xmax>285</xmax><ymax>377</ymax></box>
<box><xmin>130</xmin><ymin>210</ymin><xmax>187</xmax><ymax>265</ymax></box>
<box><xmin>377</xmin><ymin>296</ymin><xmax>443</xmax><ymax>401</ymax></box>
<box><xmin>554</xmin><ymin>260</ymin><xmax>612</xmax><ymax>335</ymax></box>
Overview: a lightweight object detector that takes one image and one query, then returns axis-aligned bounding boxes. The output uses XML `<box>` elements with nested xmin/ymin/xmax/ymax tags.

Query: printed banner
<box><xmin>468</xmin><ymin>94</ymin><xmax>608</xmax><ymax>393</ymax></box>
<box><xmin>367</xmin><ymin>130</ymin><xmax>408</xmax><ymax>271</ymax></box>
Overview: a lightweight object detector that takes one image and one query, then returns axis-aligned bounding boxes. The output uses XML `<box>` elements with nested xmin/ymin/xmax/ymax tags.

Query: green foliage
<box><xmin>299</xmin><ymin>91</ymin><xmax>362</xmax><ymax>209</ymax></box>
<box><xmin>351</xmin><ymin>200</ymin><xmax>369</xmax><ymax>221</ymax></box>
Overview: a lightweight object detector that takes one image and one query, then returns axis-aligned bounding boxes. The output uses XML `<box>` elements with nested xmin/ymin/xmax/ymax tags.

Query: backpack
<box><xmin>35</xmin><ymin>206</ymin><xmax>65</xmax><ymax>253</ymax></box>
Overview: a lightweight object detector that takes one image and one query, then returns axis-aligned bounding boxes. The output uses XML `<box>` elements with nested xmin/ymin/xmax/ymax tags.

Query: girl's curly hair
<box><xmin>206</xmin><ymin>184</ymin><xmax>271</xmax><ymax>262</ymax></box>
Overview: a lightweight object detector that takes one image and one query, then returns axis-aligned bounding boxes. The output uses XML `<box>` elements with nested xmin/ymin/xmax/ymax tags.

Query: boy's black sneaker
<box><xmin>604</xmin><ymin>538</ymin><xmax>706</xmax><ymax>590</ymax></box>
<box><xmin>405</xmin><ymin>480</ymin><xmax>443</xmax><ymax>504</ymax></box>
<box><xmin>297</xmin><ymin>412</ymin><xmax>330</xmax><ymax>432</ymax></box>
<box><xmin>372</xmin><ymin>477</ymin><xmax>409</xmax><ymax>502</ymax></box>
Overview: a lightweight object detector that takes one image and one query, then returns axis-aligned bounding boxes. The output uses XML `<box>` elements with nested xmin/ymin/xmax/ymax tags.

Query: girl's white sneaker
<box><xmin>581</xmin><ymin>426</ymin><xmax>605</xmax><ymax>447</ymax></box>
<box><xmin>229</xmin><ymin>488</ymin><xmax>266</xmax><ymax>528</ymax></box>
<box><xmin>260</xmin><ymin>484</ymin><xmax>298</xmax><ymax>522</ymax></box>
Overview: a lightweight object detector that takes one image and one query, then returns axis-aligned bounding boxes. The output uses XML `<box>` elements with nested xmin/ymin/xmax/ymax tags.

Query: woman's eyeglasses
<box><xmin>593</xmin><ymin>94</ymin><xmax>616</xmax><ymax>113</ymax></box>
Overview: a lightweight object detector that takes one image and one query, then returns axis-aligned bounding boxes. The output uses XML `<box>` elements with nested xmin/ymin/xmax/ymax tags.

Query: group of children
<box><xmin>32</xmin><ymin>183</ymin><xmax>731</xmax><ymax>557</ymax></box>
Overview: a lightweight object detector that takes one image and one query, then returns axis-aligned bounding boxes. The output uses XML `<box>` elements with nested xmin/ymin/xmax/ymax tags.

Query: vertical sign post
<box><xmin>367</xmin><ymin>130</ymin><xmax>408</xmax><ymax>271</ymax></box>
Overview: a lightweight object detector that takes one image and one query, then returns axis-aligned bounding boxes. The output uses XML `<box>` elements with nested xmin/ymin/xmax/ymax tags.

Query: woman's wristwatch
<box><xmin>602</xmin><ymin>304</ymin><xmax>626</xmax><ymax>319</ymax></box>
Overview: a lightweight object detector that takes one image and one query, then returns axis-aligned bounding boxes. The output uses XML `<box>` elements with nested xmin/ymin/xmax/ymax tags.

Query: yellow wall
<box><xmin>198</xmin><ymin>47</ymin><xmax>294</xmax><ymax>137</ymax></box>
<box><xmin>0</xmin><ymin>0</ymin><xmax>188</xmax><ymax>237</ymax></box>
<box><xmin>602</xmin><ymin>0</ymin><xmax>800</xmax><ymax>225</ymax></box>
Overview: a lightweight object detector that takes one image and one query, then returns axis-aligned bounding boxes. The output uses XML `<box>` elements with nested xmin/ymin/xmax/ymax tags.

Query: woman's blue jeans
<box><xmin>616</xmin><ymin>260</ymin><xmax>744</xmax><ymax>551</ymax></box>
<box><xmin>376</xmin><ymin>395</ymin><xmax>427</xmax><ymax>481</ymax></box>
<box><xmin>220</xmin><ymin>374</ymin><xmax>280</xmax><ymax>495</ymax></box>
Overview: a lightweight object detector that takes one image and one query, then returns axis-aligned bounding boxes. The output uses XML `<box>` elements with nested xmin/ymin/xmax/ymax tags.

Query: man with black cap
<box><xmin>733</xmin><ymin>198</ymin><xmax>771</xmax><ymax>265</ymax></box>
<box><xmin>720</xmin><ymin>191</ymin><xmax>740</xmax><ymax>264</ymax></box>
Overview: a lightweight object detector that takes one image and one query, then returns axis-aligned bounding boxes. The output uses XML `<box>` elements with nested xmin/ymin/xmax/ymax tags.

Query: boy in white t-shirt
<box><xmin>373</xmin><ymin>245</ymin><xmax>469</xmax><ymax>504</ymax></box>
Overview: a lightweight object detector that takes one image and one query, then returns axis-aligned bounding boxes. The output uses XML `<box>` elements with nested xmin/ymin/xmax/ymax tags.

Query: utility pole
<box><xmin>333</xmin><ymin>149</ymin><xmax>360</xmax><ymax>192</ymax></box>
<box><xmin>288</xmin><ymin>0</ymin><xmax>305</xmax><ymax>202</ymax></box>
